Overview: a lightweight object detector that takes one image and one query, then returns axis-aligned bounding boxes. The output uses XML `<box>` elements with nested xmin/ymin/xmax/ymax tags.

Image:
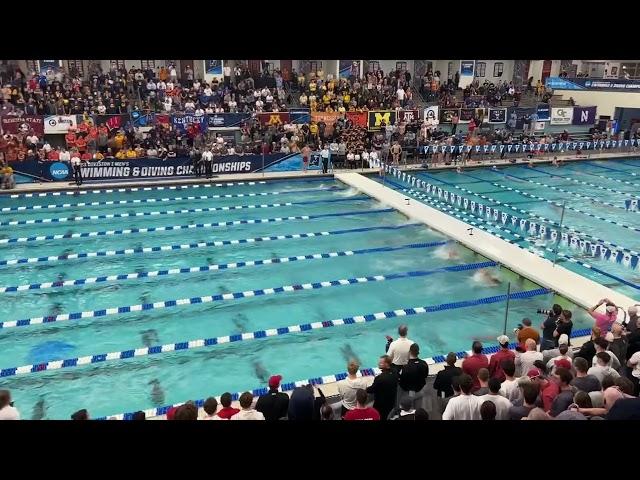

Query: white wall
<box><xmin>368</xmin><ymin>60</ymin><xmax>414</xmax><ymax>76</ymax></box>
<box><xmin>554</xmin><ymin>89</ymin><xmax>640</xmax><ymax>117</ymax></box>
<box><xmin>550</xmin><ymin>60</ymin><xmax>561</xmax><ymax>78</ymax></box>
<box><xmin>474</xmin><ymin>60</ymin><xmax>514</xmax><ymax>82</ymax></box>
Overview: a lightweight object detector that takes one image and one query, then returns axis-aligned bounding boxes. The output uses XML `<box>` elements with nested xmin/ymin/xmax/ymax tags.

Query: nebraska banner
<box><xmin>368</xmin><ymin>110</ymin><xmax>397</xmax><ymax>130</ymax></box>
<box><xmin>345</xmin><ymin>111</ymin><xmax>367</xmax><ymax>128</ymax></box>
<box><xmin>311</xmin><ymin>112</ymin><xmax>341</xmax><ymax>135</ymax></box>
<box><xmin>257</xmin><ymin>112</ymin><xmax>290</xmax><ymax>126</ymax></box>
<box><xmin>1</xmin><ymin>115</ymin><xmax>44</xmax><ymax>136</ymax></box>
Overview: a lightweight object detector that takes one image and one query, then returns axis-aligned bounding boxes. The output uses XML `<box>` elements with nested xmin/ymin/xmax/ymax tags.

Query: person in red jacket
<box><xmin>47</xmin><ymin>148</ymin><xmax>60</xmax><ymax>161</ymax></box>
<box><xmin>462</xmin><ymin>341</ymin><xmax>489</xmax><ymax>392</ymax></box>
<box><xmin>489</xmin><ymin>335</ymin><xmax>516</xmax><ymax>382</ymax></box>
<box><xmin>65</xmin><ymin>129</ymin><xmax>77</xmax><ymax>149</ymax></box>
<box><xmin>344</xmin><ymin>389</ymin><xmax>380</xmax><ymax>421</ymax></box>
<box><xmin>75</xmin><ymin>135</ymin><xmax>87</xmax><ymax>153</ymax></box>
<box><xmin>80</xmin><ymin>151</ymin><xmax>92</xmax><ymax>162</ymax></box>
<box><xmin>215</xmin><ymin>392</ymin><xmax>240</xmax><ymax>420</ymax></box>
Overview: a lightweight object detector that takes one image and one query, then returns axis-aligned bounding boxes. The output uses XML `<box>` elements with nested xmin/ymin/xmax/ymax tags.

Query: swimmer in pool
<box><xmin>552</xmin><ymin>156</ymin><xmax>559</xmax><ymax>168</ymax></box>
<box><xmin>253</xmin><ymin>361</ymin><xmax>270</xmax><ymax>383</ymax></box>
<box><xmin>140</xmin><ymin>329</ymin><xmax>160</xmax><ymax>347</ymax></box>
<box><xmin>31</xmin><ymin>398</ymin><xmax>46</xmax><ymax>420</ymax></box>
<box><xmin>456</xmin><ymin>166</ymin><xmax>463</xmax><ymax>173</ymax></box>
<box><xmin>149</xmin><ymin>379</ymin><xmax>165</xmax><ymax>406</ymax></box>
<box><xmin>472</xmin><ymin>269</ymin><xmax>501</xmax><ymax>287</ymax></box>
<box><xmin>340</xmin><ymin>344</ymin><xmax>361</xmax><ymax>365</ymax></box>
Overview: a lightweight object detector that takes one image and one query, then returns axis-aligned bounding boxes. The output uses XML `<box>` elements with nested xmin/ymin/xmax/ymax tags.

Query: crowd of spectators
<box><xmin>2</xmin><ymin>296</ymin><xmax>638</xmax><ymax>421</ymax></box>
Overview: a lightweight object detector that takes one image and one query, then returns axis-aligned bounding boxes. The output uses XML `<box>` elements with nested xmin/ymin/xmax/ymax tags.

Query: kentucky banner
<box><xmin>488</xmin><ymin>108</ymin><xmax>507</xmax><ymax>124</ymax></box>
<box><xmin>1</xmin><ymin>114</ymin><xmax>44</xmax><ymax>136</ymax></box>
<box><xmin>396</xmin><ymin>109</ymin><xmax>420</xmax><ymax>124</ymax></box>
<box><xmin>207</xmin><ymin>112</ymin><xmax>252</xmax><ymax>128</ymax></box>
<box><xmin>550</xmin><ymin>107</ymin><xmax>574</xmax><ymax>125</ymax></box>
<box><xmin>346</xmin><ymin>111</ymin><xmax>368</xmax><ymax>128</ymax></box>
<box><xmin>44</xmin><ymin>115</ymin><xmax>78</xmax><ymax>134</ymax></box>
<box><xmin>368</xmin><ymin>110</ymin><xmax>397</xmax><ymax>131</ymax></box>
<box><xmin>423</xmin><ymin>105</ymin><xmax>439</xmax><ymax>125</ymax></box>
<box><xmin>440</xmin><ymin>108</ymin><xmax>459</xmax><ymax>124</ymax></box>
<box><xmin>571</xmin><ymin>106</ymin><xmax>597</xmax><ymax>125</ymax></box>
<box><xmin>171</xmin><ymin>113</ymin><xmax>208</xmax><ymax>133</ymax></box>
<box><xmin>257</xmin><ymin>112</ymin><xmax>291</xmax><ymax>126</ymax></box>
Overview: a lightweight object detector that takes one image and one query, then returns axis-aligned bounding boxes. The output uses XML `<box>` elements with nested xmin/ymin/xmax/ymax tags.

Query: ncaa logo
<box><xmin>49</xmin><ymin>161</ymin><xmax>69</xmax><ymax>180</ymax></box>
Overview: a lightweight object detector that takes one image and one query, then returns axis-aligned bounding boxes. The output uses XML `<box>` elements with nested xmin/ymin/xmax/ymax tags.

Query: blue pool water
<box><xmin>0</xmin><ymin>176</ymin><xmax>591</xmax><ymax>419</ymax></box>
<box><xmin>374</xmin><ymin>158</ymin><xmax>640</xmax><ymax>300</ymax></box>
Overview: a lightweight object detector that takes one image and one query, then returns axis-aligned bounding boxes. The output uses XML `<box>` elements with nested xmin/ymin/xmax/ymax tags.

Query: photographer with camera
<box><xmin>539</xmin><ymin>304</ymin><xmax>563</xmax><ymax>352</ymax></box>
<box><xmin>554</xmin><ymin>310</ymin><xmax>574</xmax><ymax>346</ymax></box>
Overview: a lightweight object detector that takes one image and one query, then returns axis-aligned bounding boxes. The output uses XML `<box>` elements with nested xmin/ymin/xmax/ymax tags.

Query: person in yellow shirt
<box><xmin>93</xmin><ymin>151</ymin><xmax>105</xmax><ymax>161</ymax></box>
<box><xmin>2</xmin><ymin>164</ymin><xmax>15</xmax><ymax>189</ymax></box>
<box><xmin>114</xmin><ymin>132</ymin><xmax>126</xmax><ymax>150</ymax></box>
<box><xmin>125</xmin><ymin>148</ymin><xmax>137</xmax><ymax>159</ymax></box>
<box><xmin>115</xmin><ymin>149</ymin><xmax>127</xmax><ymax>159</ymax></box>
<box><xmin>309</xmin><ymin>80</ymin><xmax>317</xmax><ymax>93</ymax></box>
<box><xmin>322</xmin><ymin>93</ymin><xmax>330</xmax><ymax>105</ymax></box>
<box><xmin>310</xmin><ymin>100</ymin><xmax>318</xmax><ymax>112</ymax></box>
<box><xmin>343</xmin><ymin>92</ymin><xmax>351</xmax><ymax>106</ymax></box>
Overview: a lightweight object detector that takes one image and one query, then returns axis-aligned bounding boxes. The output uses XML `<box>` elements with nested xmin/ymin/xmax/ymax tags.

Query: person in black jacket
<box><xmin>575</xmin><ymin>327</ymin><xmax>600</xmax><ymax>365</ymax></box>
<box><xmin>366</xmin><ymin>355</ymin><xmax>398</xmax><ymax>421</ymax></box>
<box><xmin>433</xmin><ymin>352</ymin><xmax>463</xmax><ymax>398</ymax></box>
<box><xmin>398</xmin><ymin>343</ymin><xmax>430</xmax><ymax>409</ymax></box>
<box><xmin>255</xmin><ymin>375</ymin><xmax>289</xmax><ymax>421</ymax></box>
<box><xmin>287</xmin><ymin>384</ymin><xmax>315</xmax><ymax>421</ymax></box>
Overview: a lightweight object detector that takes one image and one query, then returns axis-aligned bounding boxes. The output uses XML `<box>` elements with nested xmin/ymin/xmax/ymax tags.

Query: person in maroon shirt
<box><xmin>462</xmin><ymin>341</ymin><xmax>489</xmax><ymax>392</ymax></box>
<box><xmin>344</xmin><ymin>389</ymin><xmax>381</xmax><ymax>421</ymax></box>
<box><xmin>528</xmin><ymin>367</ymin><xmax>559</xmax><ymax>413</ymax></box>
<box><xmin>215</xmin><ymin>392</ymin><xmax>240</xmax><ymax>420</ymax></box>
<box><xmin>489</xmin><ymin>335</ymin><xmax>516</xmax><ymax>382</ymax></box>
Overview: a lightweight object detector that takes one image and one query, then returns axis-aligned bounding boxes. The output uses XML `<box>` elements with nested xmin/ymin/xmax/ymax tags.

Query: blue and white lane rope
<box><xmin>574</xmin><ymin>160</ymin><xmax>639</xmax><ymax>178</ymax></box>
<box><xmin>0</xmin><ymin>261</ymin><xmax>499</xmax><ymax>331</ymax></box>
<box><xmin>0</xmin><ymin>241</ymin><xmax>449</xmax><ymax>293</ymax></box>
<box><xmin>0</xmin><ymin>286</ymin><xmax>549</xmax><ymax>379</ymax></box>
<box><xmin>8</xmin><ymin>180</ymin><xmax>268</xmax><ymax>198</ymax></box>
<box><xmin>388</xmin><ymin>180</ymin><xmax>640</xmax><ymax>291</ymax></box>
<box><xmin>0</xmin><ymin>196</ymin><xmax>368</xmax><ymax>228</ymax></box>
<box><xmin>0</xmin><ymin>222</ymin><xmax>421</xmax><ymax>267</ymax></box>
<box><xmin>0</xmin><ymin>185</ymin><xmax>344</xmax><ymax>214</ymax></box>
<box><xmin>562</xmin><ymin>163</ymin><xmax>640</xmax><ymax>189</ymax></box>
<box><xmin>100</xmin><ymin>324</ymin><xmax>593</xmax><ymax>421</ymax></box>
<box><xmin>518</xmin><ymin>164</ymin><xmax>637</xmax><ymax>197</ymax></box>
<box><xmin>6</xmin><ymin>177</ymin><xmax>331</xmax><ymax>199</ymax></box>
<box><xmin>497</xmin><ymin>171</ymin><xmax>629</xmax><ymax>212</ymax></box>
<box><xmin>0</xmin><ymin>207</ymin><xmax>393</xmax><ymax>245</ymax></box>
<box><xmin>431</xmin><ymin>171</ymin><xmax>640</xmax><ymax>258</ymax></box>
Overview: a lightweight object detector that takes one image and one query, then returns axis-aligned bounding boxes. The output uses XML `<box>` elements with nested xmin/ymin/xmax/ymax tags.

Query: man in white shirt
<box><xmin>199</xmin><ymin>397</ymin><xmax>224</xmax><ymax>420</ymax></box>
<box><xmin>385</xmin><ymin>325</ymin><xmax>414</xmax><ymax>372</ymax></box>
<box><xmin>542</xmin><ymin>334</ymin><xmax>574</xmax><ymax>364</ymax></box>
<box><xmin>202</xmin><ymin>147</ymin><xmax>213</xmax><ymax>178</ymax></box>
<box><xmin>588</xmin><ymin>352</ymin><xmax>621</xmax><ymax>383</ymax></box>
<box><xmin>442</xmin><ymin>374</ymin><xmax>482</xmax><ymax>420</ymax></box>
<box><xmin>70</xmin><ymin>152</ymin><xmax>83</xmax><ymax>185</ymax></box>
<box><xmin>479</xmin><ymin>378</ymin><xmax>511</xmax><ymax>420</ymax></box>
<box><xmin>628</xmin><ymin>351</ymin><xmax>640</xmax><ymax>395</ymax></box>
<box><xmin>230</xmin><ymin>392</ymin><xmax>265</xmax><ymax>420</ymax></box>
<box><xmin>546</xmin><ymin>344</ymin><xmax>574</xmax><ymax>374</ymax></box>
<box><xmin>396</xmin><ymin>86</ymin><xmax>406</xmax><ymax>107</ymax></box>
<box><xmin>515</xmin><ymin>338</ymin><xmax>543</xmax><ymax>377</ymax></box>
<box><xmin>499</xmin><ymin>359</ymin><xmax>520</xmax><ymax>402</ymax></box>
<box><xmin>223</xmin><ymin>64</ymin><xmax>232</xmax><ymax>87</ymax></box>
<box><xmin>320</xmin><ymin>145</ymin><xmax>330</xmax><ymax>173</ymax></box>
<box><xmin>0</xmin><ymin>389</ymin><xmax>20</xmax><ymax>420</ymax></box>
<box><xmin>337</xmin><ymin>360</ymin><xmax>369</xmax><ymax>416</ymax></box>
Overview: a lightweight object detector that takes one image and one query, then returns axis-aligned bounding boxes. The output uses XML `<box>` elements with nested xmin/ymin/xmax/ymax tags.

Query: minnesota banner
<box><xmin>257</xmin><ymin>112</ymin><xmax>291</xmax><ymax>126</ymax></box>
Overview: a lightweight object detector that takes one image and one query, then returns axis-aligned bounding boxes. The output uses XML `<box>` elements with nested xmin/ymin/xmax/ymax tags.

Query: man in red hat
<box><xmin>255</xmin><ymin>374</ymin><xmax>289</xmax><ymax>421</ymax></box>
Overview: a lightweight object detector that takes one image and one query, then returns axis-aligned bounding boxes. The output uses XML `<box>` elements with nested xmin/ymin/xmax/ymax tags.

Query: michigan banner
<box><xmin>367</xmin><ymin>110</ymin><xmax>397</xmax><ymax>131</ymax></box>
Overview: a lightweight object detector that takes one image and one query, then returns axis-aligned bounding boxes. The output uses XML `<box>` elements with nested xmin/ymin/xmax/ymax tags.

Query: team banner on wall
<box><xmin>551</xmin><ymin>107</ymin><xmax>574</xmax><ymax>125</ymax></box>
<box><xmin>39</xmin><ymin>60</ymin><xmax>60</xmax><ymax>73</ymax></box>
<box><xmin>205</xmin><ymin>60</ymin><xmax>223</xmax><ymax>75</ymax></box>
<box><xmin>257</xmin><ymin>112</ymin><xmax>291</xmax><ymax>126</ymax></box>
<box><xmin>207</xmin><ymin>112</ymin><xmax>251</xmax><ymax>128</ymax></box>
<box><xmin>171</xmin><ymin>113</ymin><xmax>207</xmax><ymax>133</ymax></box>
<box><xmin>289</xmin><ymin>109</ymin><xmax>311</xmax><ymax>124</ymax></box>
<box><xmin>345</xmin><ymin>111</ymin><xmax>367</xmax><ymax>128</ymax></box>
<box><xmin>311</xmin><ymin>112</ymin><xmax>341</xmax><ymax>135</ymax></box>
<box><xmin>1</xmin><ymin>114</ymin><xmax>44</xmax><ymax>135</ymax></box>
<box><xmin>572</xmin><ymin>106</ymin><xmax>597</xmax><ymax>125</ymax></box>
<box><xmin>439</xmin><ymin>108</ymin><xmax>459</xmax><ymax>124</ymax></box>
<box><xmin>488</xmin><ymin>108</ymin><xmax>507</xmax><ymax>123</ymax></box>
<box><xmin>459</xmin><ymin>108</ymin><xmax>475</xmax><ymax>123</ymax></box>
<box><xmin>93</xmin><ymin>114</ymin><xmax>128</xmax><ymax>131</ymax></box>
<box><xmin>44</xmin><ymin>115</ymin><xmax>78</xmax><ymax>134</ymax></box>
<box><xmin>536</xmin><ymin>104</ymin><xmax>551</xmax><ymax>122</ymax></box>
<box><xmin>368</xmin><ymin>110</ymin><xmax>397</xmax><ymax>130</ymax></box>
<box><xmin>396</xmin><ymin>109</ymin><xmax>419</xmax><ymax>123</ymax></box>
<box><xmin>460</xmin><ymin>61</ymin><xmax>475</xmax><ymax>76</ymax></box>
<box><xmin>546</xmin><ymin>76</ymin><xmax>640</xmax><ymax>92</ymax></box>
<box><xmin>423</xmin><ymin>106</ymin><xmax>439</xmax><ymax>124</ymax></box>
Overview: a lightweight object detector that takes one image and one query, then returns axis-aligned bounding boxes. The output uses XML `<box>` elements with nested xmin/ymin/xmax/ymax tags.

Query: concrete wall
<box><xmin>473</xmin><ymin>60</ymin><xmax>514</xmax><ymax>82</ymax></box>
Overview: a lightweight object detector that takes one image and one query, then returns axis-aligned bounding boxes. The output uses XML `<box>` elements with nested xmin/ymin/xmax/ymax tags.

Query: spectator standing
<box><xmin>549</xmin><ymin>367</ymin><xmax>575</xmax><ymax>417</ymax></box>
<box><xmin>433</xmin><ymin>352</ymin><xmax>463</xmax><ymax>399</ymax></box>
<box><xmin>474</xmin><ymin>368</ymin><xmax>491</xmax><ymax>396</ymax></box>
<box><xmin>287</xmin><ymin>385</ymin><xmax>315</xmax><ymax>421</ymax></box>
<box><xmin>442</xmin><ymin>374</ymin><xmax>482</xmax><ymax>420</ymax></box>
<box><xmin>230</xmin><ymin>392</ymin><xmax>265</xmax><ymax>420</ymax></box>
<box><xmin>515</xmin><ymin>339</ymin><xmax>543</xmax><ymax>377</ymax></box>
<box><xmin>489</xmin><ymin>335</ymin><xmax>516</xmax><ymax>381</ymax></box>
<box><xmin>479</xmin><ymin>378</ymin><xmax>512</xmax><ymax>420</ymax></box>
<box><xmin>215</xmin><ymin>392</ymin><xmax>240</xmax><ymax>419</ymax></box>
<box><xmin>575</xmin><ymin>327</ymin><xmax>601</xmax><ymax>364</ymax></box>
<box><xmin>516</xmin><ymin>318</ymin><xmax>540</xmax><ymax>348</ymax></box>
<box><xmin>366</xmin><ymin>355</ymin><xmax>398</xmax><ymax>421</ymax></box>
<box><xmin>255</xmin><ymin>375</ymin><xmax>289</xmax><ymax>421</ymax></box>
<box><xmin>337</xmin><ymin>360</ymin><xmax>369</xmax><ymax>417</ymax></box>
<box><xmin>200</xmin><ymin>397</ymin><xmax>222</xmax><ymax>420</ymax></box>
<box><xmin>462</xmin><ymin>341</ymin><xmax>489</xmax><ymax>392</ymax></box>
<box><xmin>554</xmin><ymin>310</ymin><xmax>573</xmax><ymax>344</ymax></box>
<box><xmin>385</xmin><ymin>324</ymin><xmax>414</xmax><ymax>373</ymax></box>
<box><xmin>588</xmin><ymin>352</ymin><xmax>621</xmax><ymax>383</ymax></box>
<box><xmin>499</xmin><ymin>360</ymin><xmax>520</xmax><ymax>402</ymax></box>
<box><xmin>0</xmin><ymin>390</ymin><xmax>19</xmax><ymax>420</ymax></box>
<box><xmin>571</xmin><ymin>357</ymin><xmax>601</xmax><ymax>393</ymax></box>
<box><xmin>398</xmin><ymin>343</ymin><xmax>430</xmax><ymax>409</ymax></box>
<box><xmin>542</xmin><ymin>334</ymin><xmax>573</xmax><ymax>365</ymax></box>
<box><xmin>587</xmin><ymin>298</ymin><xmax>620</xmax><ymax>336</ymax></box>
<box><xmin>344</xmin><ymin>389</ymin><xmax>380</xmax><ymax>421</ymax></box>
<box><xmin>508</xmin><ymin>383</ymin><xmax>539</xmax><ymax>420</ymax></box>
<box><xmin>539</xmin><ymin>304</ymin><xmax>562</xmax><ymax>351</ymax></box>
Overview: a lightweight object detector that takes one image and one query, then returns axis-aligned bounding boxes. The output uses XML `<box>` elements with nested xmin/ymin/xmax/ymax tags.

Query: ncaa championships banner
<box><xmin>207</xmin><ymin>112</ymin><xmax>252</xmax><ymax>128</ymax></box>
<box><xmin>289</xmin><ymin>109</ymin><xmax>311</xmax><ymax>124</ymax></box>
<box><xmin>423</xmin><ymin>105</ymin><xmax>439</xmax><ymax>125</ymax></box>
<box><xmin>368</xmin><ymin>110</ymin><xmax>397</xmax><ymax>130</ymax></box>
<box><xmin>1</xmin><ymin>115</ymin><xmax>45</xmax><ymax>136</ymax></box>
<box><xmin>536</xmin><ymin>104</ymin><xmax>551</xmax><ymax>122</ymax></box>
<box><xmin>12</xmin><ymin>154</ymin><xmax>292</xmax><ymax>182</ymax></box>
<box><xmin>205</xmin><ymin>60</ymin><xmax>223</xmax><ymax>75</ymax></box>
<box><xmin>44</xmin><ymin>115</ymin><xmax>78</xmax><ymax>134</ymax></box>
<box><xmin>551</xmin><ymin>107</ymin><xmax>574</xmax><ymax>125</ymax></box>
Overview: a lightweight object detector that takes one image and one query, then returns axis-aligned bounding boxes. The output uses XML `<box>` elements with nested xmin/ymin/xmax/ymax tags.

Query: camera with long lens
<box><xmin>537</xmin><ymin>308</ymin><xmax>552</xmax><ymax>315</ymax></box>
<box><xmin>513</xmin><ymin>323</ymin><xmax>523</xmax><ymax>334</ymax></box>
